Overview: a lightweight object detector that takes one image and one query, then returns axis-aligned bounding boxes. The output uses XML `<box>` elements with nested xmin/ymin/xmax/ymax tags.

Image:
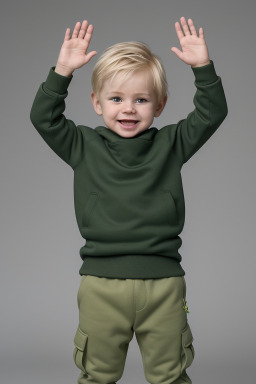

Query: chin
<box><xmin>120</xmin><ymin>129</ymin><xmax>142</xmax><ymax>138</ymax></box>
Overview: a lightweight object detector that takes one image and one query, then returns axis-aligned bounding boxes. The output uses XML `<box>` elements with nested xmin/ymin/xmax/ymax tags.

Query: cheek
<box><xmin>104</xmin><ymin>104</ymin><xmax>119</xmax><ymax>117</ymax></box>
<box><xmin>142</xmin><ymin>105</ymin><xmax>155</xmax><ymax>118</ymax></box>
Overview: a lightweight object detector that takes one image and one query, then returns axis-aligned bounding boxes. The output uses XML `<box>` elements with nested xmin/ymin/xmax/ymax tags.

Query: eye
<box><xmin>111</xmin><ymin>97</ymin><xmax>121</xmax><ymax>102</ymax></box>
<box><xmin>136</xmin><ymin>98</ymin><xmax>147</xmax><ymax>104</ymax></box>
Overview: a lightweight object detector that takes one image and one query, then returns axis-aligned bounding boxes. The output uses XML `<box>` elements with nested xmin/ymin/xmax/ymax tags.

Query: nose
<box><xmin>122</xmin><ymin>100</ymin><xmax>136</xmax><ymax>114</ymax></box>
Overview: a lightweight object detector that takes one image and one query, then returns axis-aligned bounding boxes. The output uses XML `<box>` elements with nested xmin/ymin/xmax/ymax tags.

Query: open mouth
<box><xmin>118</xmin><ymin>120</ymin><xmax>139</xmax><ymax>127</ymax></box>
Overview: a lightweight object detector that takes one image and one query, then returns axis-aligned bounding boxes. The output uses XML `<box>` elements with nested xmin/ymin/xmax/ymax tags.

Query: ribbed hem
<box><xmin>44</xmin><ymin>66</ymin><xmax>73</xmax><ymax>94</ymax></box>
<box><xmin>79</xmin><ymin>255</ymin><xmax>185</xmax><ymax>279</ymax></box>
<box><xmin>191</xmin><ymin>60</ymin><xmax>218</xmax><ymax>84</ymax></box>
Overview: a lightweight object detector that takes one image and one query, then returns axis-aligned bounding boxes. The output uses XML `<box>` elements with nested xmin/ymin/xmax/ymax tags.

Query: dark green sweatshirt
<box><xmin>30</xmin><ymin>60</ymin><xmax>228</xmax><ymax>279</ymax></box>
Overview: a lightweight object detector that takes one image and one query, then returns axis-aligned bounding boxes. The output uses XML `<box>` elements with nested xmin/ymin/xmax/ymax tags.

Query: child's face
<box><xmin>91</xmin><ymin>70</ymin><xmax>167</xmax><ymax>138</ymax></box>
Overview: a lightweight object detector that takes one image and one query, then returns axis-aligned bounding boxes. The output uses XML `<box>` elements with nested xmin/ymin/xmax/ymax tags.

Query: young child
<box><xmin>30</xmin><ymin>17</ymin><xmax>228</xmax><ymax>384</ymax></box>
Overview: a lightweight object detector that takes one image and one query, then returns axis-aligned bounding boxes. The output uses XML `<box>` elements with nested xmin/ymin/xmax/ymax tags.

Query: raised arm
<box><xmin>171</xmin><ymin>17</ymin><xmax>210</xmax><ymax>68</ymax></box>
<box><xmin>167</xmin><ymin>17</ymin><xmax>228</xmax><ymax>164</ymax></box>
<box><xmin>30</xmin><ymin>21</ymin><xmax>97</xmax><ymax>169</ymax></box>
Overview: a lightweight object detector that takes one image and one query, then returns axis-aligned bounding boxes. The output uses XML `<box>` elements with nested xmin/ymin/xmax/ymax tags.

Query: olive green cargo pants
<box><xmin>73</xmin><ymin>274</ymin><xmax>195</xmax><ymax>384</ymax></box>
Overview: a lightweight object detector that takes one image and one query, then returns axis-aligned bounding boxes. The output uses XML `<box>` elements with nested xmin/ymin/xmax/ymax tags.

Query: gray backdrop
<box><xmin>1</xmin><ymin>0</ymin><xmax>255</xmax><ymax>383</ymax></box>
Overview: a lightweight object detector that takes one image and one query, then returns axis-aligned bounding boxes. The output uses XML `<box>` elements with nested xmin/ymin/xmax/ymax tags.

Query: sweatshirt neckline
<box><xmin>94</xmin><ymin>126</ymin><xmax>158</xmax><ymax>143</ymax></box>
<box><xmin>94</xmin><ymin>126</ymin><xmax>158</xmax><ymax>167</ymax></box>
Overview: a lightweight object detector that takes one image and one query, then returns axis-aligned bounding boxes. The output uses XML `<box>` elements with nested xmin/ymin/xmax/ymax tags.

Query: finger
<box><xmin>72</xmin><ymin>21</ymin><xmax>81</xmax><ymax>38</ymax></box>
<box><xmin>78</xmin><ymin>20</ymin><xmax>89</xmax><ymax>39</ymax></box>
<box><xmin>180</xmin><ymin>17</ymin><xmax>191</xmax><ymax>36</ymax></box>
<box><xmin>187</xmin><ymin>18</ymin><xmax>198</xmax><ymax>37</ymax></box>
<box><xmin>199</xmin><ymin>27</ymin><xmax>205</xmax><ymax>40</ymax></box>
<box><xmin>64</xmin><ymin>28</ymin><xmax>71</xmax><ymax>41</ymax></box>
<box><xmin>84</xmin><ymin>24</ymin><xmax>94</xmax><ymax>45</ymax></box>
<box><xmin>174</xmin><ymin>21</ymin><xmax>185</xmax><ymax>42</ymax></box>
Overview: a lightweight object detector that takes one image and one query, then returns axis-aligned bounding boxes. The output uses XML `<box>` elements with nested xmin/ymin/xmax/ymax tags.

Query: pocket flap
<box><xmin>182</xmin><ymin>324</ymin><xmax>194</xmax><ymax>347</ymax></box>
<box><xmin>74</xmin><ymin>327</ymin><xmax>88</xmax><ymax>351</ymax></box>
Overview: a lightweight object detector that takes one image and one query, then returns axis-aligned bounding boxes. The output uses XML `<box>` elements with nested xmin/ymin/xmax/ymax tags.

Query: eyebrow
<box><xmin>106</xmin><ymin>91</ymin><xmax>152</xmax><ymax>97</ymax></box>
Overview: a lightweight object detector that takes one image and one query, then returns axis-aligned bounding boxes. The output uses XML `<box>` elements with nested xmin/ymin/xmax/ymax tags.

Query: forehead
<box><xmin>102</xmin><ymin>69</ymin><xmax>155</xmax><ymax>94</ymax></box>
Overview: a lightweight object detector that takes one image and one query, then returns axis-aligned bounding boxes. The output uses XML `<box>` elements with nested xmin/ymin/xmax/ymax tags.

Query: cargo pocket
<box><xmin>180</xmin><ymin>323</ymin><xmax>195</xmax><ymax>373</ymax></box>
<box><xmin>73</xmin><ymin>327</ymin><xmax>88</xmax><ymax>374</ymax></box>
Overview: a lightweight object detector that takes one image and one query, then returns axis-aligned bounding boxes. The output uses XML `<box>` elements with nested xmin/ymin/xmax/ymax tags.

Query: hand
<box><xmin>55</xmin><ymin>20</ymin><xmax>97</xmax><ymax>76</ymax></box>
<box><xmin>171</xmin><ymin>17</ymin><xmax>210</xmax><ymax>68</ymax></box>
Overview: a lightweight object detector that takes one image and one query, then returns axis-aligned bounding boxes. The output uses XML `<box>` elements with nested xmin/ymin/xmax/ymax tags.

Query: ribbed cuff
<box><xmin>191</xmin><ymin>60</ymin><xmax>218</xmax><ymax>84</ymax></box>
<box><xmin>44</xmin><ymin>66</ymin><xmax>73</xmax><ymax>94</ymax></box>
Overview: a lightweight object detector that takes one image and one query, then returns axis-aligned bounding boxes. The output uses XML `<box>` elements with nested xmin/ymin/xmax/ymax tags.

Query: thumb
<box><xmin>84</xmin><ymin>51</ymin><xmax>98</xmax><ymax>64</ymax></box>
<box><xmin>171</xmin><ymin>47</ymin><xmax>183</xmax><ymax>61</ymax></box>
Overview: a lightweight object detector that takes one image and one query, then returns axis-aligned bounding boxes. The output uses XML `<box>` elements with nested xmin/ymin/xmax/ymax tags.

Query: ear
<box><xmin>154</xmin><ymin>95</ymin><xmax>168</xmax><ymax>117</ymax></box>
<box><xmin>91</xmin><ymin>92</ymin><xmax>103</xmax><ymax>115</ymax></box>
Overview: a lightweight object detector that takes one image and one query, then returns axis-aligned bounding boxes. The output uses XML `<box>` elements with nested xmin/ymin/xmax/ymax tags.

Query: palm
<box><xmin>57</xmin><ymin>21</ymin><xmax>97</xmax><ymax>71</ymax></box>
<box><xmin>171</xmin><ymin>17</ymin><xmax>210</xmax><ymax>67</ymax></box>
<box><xmin>58</xmin><ymin>38</ymin><xmax>92</xmax><ymax>69</ymax></box>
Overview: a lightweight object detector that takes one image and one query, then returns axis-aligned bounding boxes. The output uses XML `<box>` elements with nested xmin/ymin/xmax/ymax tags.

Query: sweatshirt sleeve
<box><xmin>167</xmin><ymin>60</ymin><xmax>228</xmax><ymax>165</ymax></box>
<box><xmin>30</xmin><ymin>67</ymin><xmax>84</xmax><ymax>169</ymax></box>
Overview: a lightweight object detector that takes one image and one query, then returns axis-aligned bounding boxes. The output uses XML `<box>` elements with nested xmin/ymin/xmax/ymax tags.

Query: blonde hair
<box><xmin>91</xmin><ymin>41</ymin><xmax>168</xmax><ymax>104</ymax></box>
